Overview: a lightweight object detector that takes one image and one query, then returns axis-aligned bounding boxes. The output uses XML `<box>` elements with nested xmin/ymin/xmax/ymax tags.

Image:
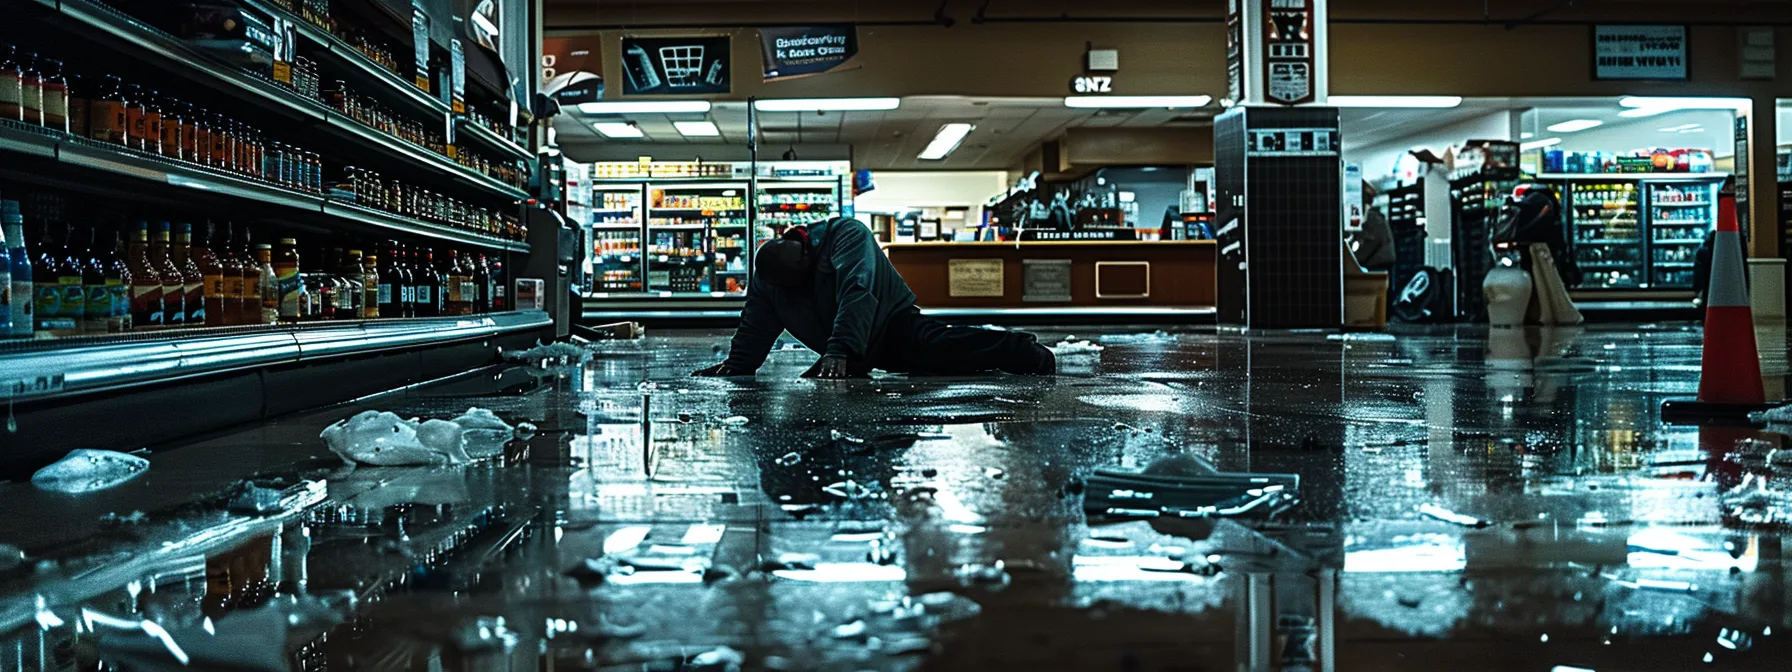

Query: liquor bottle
<box><xmin>342</xmin><ymin>249</ymin><xmax>364</xmax><ymax>320</ymax></box>
<box><xmin>32</xmin><ymin>216</ymin><xmax>58</xmax><ymax>334</ymax></box>
<box><xmin>473</xmin><ymin>253</ymin><xmax>492</xmax><ymax>314</ymax></box>
<box><xmin>18</xmin><ymin>52</ymin><xmax>41</xmax><ymax>126</ymax></box>
<box><xmin>488</xmin><ymin>254</ymin><xmax>506</xmax><ymax>312</ymax></box>
<box><xmin>49</xmin><ymin>220</ymin><xmax>85</xmax><ymax>336</ymax></box>
<box><xmin>0</xmin><ymin>206</ymin><xmax>9</xmax><ymax>336</ymax></box>
<box><xmin>274</xmin><ymin>239</ymin><xmax>300</xmax><ymax>322</ymax></box>
<box><xmin>150</xmin><ymin>222</ymin><xmax>184</xmax><ymax>327</ymax></box>
<box><xmin>442</xmin><ymin>250</ymin><xmax>465</xmax><ymax>316</ymax></box>
<box><xmin>254</xmin><ymin>243</ymin><xmax>277</xmax><ymax>325</ymax></box>
<box><xmin>193</xmin><ymin>222</ymin><xmax>225</xmax><ymax>327</ymax></box>
<box><xmin>2</xmin><ymin>201</ymin><xmax>28</xmax><ymax>337</ymax></box>
<box><xmin>126</xmin><ymin>221</ymin><xmax>160</xmax><ymax>328</ymax></box>
<box><xmin>414</xmin><ymin>247</ymin><xmax>439</xmax><ymax>317</ymax></box>
<box><xmin>0</xmin><ymin>45</ymin><xmax>22</xmax><ymax>122</ymax></box>
<box><xmin>314</xmin><ymin>250</ymin><xmax>336</xmax><ymax>320</ymax></box>
<box><xmin>230</xmin><ymin>224</ymin><xmax>256</xmax><ymax>325</ymax></box>
<box><xmin>107</xmin><ymin>224</ymin><xmax>131</xmax><ymax>332</ymax></box>
<box><xmin>81</xmin><ymin>225</ymin><xmax>108</xmax><ymax>334</ymax></box>
<box><xmin>376</xmin><ymin>243</ymin><xmax>401</xmax><ymax>317</ymax></box>
<box><xmin>174</xmin><ymin>223</ymin><xmax>204</xmax><ymax>326</ymax></box>
<box><xmin>456</xmin><ymin>252</ymin><xmax>477</xmax><ymax>316</ymax></box>
<box><xmin>361</xmin><ymin>251</ymin><xmax>380</xmax><ymax>319</ymax></box>
<box><xmin>393</xmin><ymin>242</ymin><xmax>414</xmax><ymax>318</ymax></box>
<box><xmin>90</xmin><ymin>75</ymin><xmax>128</xmax><ymax>146</ymax></box>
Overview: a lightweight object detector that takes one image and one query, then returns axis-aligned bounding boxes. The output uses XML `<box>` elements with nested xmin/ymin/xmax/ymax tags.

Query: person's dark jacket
<box><xmin>723</xmin><ymin>218</ymin><xmax>918</xmax><ymax>371</ymax></box>
<box><xmin>1500</xmin><ymin>187</ymin><xmax>1580</xmax><ymax>287</ymax></box>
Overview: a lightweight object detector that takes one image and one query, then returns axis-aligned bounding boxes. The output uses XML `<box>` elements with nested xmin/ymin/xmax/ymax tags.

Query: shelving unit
<box><xmin>1646</xmin><ymin>180</ymin><xmax>1720</xmax><ymax>289</ymax></box>
<box><xmin>647</xmin><ymin>183</ymin><xmax>749</xmax><ymax>296</ymax></box>
<box><xmin>1564</xmin><ymin>181</ymin><xmax>1643</xmax><ymax>289</ymax></box>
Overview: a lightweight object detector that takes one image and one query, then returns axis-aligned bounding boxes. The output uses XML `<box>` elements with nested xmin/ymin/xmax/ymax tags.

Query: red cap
<box><xmin>1717</xmin><ymin>193</ymin><xmax>1739</xmax><ymax>233</ymax></box>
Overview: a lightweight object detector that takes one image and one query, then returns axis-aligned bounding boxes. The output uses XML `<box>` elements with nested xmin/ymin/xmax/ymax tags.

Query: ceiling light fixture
<box><xmin>673</xmin><ymin>121</ymin><xmax>721</xmax><ymax>137</ymax></box>
<box><xmin>577</xmin><ymin>101</ymin><xmax>712</xmax><ymax>114</ymax></box>
<box><xmin>1546</xmin><ymin>119</ymin><xmax>1603</xmax><ymax>133</ymax></box>
<box><xmin>592</xmin><ymin>122</ymin><xmax>645</xmax><ymax>138</ymax></box>
<box><xmin>1520</xmin><ymin>132</ymin><xmax>1535</xmax><ymax>139</ymax></box>
<box><xmin>754</xmin><ymin>97</ymin><xmax>901</xmax><ymax>112</ymax></box>
<box><xmin>1519</xmin><ymin>137</ymin><xmax>1562</xmax><ymax>151</ymax></box>
<box><xmin>1064</xmin><ymin>95</ymin><xmax>1211</xmax><ymax>109</ymax></box>
<box><xmin>918</xmin><ymin>123</ymin><xmax>974</xmax><ymax>160</ymax></box>
<box><xmin>1619</xmin><ymin>96</ymin><xmax>1751</xmax><ymax>111</ymax></box>
<box><xmin>1326</xmin><ymin>95</ymin><xmax>1463</xmax><ymax>108</ymax></box>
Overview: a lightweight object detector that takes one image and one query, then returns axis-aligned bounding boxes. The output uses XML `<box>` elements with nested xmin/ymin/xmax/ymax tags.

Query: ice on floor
<box><xmin>450</xmin><ymin>407</ymin><xmax>516</xmax><ymax>457</ymax></box>
<box><xmin>502</xmin><ymin>340</ymin><xmax>594</xmax><ymax>363</ymax></box>
<box><xmin>31</xmin><ymin>449</ymin><xmax>149</xmax><ymax>494</ymax></box>
<box><xmin>1099</xmin><ymin>330</ymin><xmax>1176</xmax><ymax>344</ymax></box>
<box><xmin>1750</xmin><ymin>404</ymin><xmax>1792</xmax><ymax>425</ymax></box>
<box><xmin>1050</xmin><ymin>336</ymin><xmax>1105</xmax><ymax>355</ymax></box>
<box><xmin>320</xmin><ymin>411</ymin><xmax>472</xmax><ymax>467</ymax></box>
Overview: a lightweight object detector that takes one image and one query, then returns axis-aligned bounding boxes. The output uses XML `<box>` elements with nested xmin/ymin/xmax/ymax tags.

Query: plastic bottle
<box><xmin>255</xmin><ymin>243</ymin><xmax>277</xmax><ymax>325</ymax></box>
<box><xmin>274</xmin><ymin>238</ymin><xmax>300</xmax><ymax>322</ymax></box>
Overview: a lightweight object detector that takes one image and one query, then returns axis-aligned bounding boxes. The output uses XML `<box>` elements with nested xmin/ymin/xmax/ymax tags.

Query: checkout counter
<box><xmin>882</xmin><ymin>239</ymin><xmax>1217</xmax><ymax>309</ymax></box>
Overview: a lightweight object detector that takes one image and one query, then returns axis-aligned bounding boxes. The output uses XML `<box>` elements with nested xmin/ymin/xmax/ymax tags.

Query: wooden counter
<box><xmin>883</xmin><ymin>240</ymin><xmax>1216</xmax><ymax>308</ymax></box>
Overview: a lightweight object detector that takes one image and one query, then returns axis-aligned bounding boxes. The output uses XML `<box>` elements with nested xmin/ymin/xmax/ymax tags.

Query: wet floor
<box><xmin>2</xmin><ymin>323</ymin><xmax>1791</xmax><ymax>670</ymax></box>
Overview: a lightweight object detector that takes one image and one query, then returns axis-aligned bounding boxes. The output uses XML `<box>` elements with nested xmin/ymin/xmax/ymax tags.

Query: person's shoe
<box><xmin>1027</xmin><ymin>343</ymin><xmax>1056</xmax><ymax>375</ymax></box>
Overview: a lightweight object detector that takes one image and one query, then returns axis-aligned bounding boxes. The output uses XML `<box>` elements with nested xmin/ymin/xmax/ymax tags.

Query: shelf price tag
<box><xmin>412</xmin><ymin>3</ymin><xmax>432</xmax><ymax>93</ymax></box>
<box><xmin>451</xmin><ymin>38</ymin><xmax>467</xmax><ymax>114</ymax></box>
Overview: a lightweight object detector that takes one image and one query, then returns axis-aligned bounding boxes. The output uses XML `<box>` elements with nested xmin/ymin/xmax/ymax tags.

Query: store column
<box><xmin>1215</xmin><ymin>0</ymin><xmax>1344</xmax><ymax>328</ymax></box>
<box><xmin>1742</xmin><ymin>95</ymin><xmax>1786</xmax><ymax>321</ymax></box>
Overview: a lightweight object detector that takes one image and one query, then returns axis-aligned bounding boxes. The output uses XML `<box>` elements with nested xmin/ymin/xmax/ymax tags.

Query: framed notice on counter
<box><xmin>1023</xmin><ymin>260</ymin><xmax>1073</xmax><ymax>302</ymax></box>
<box><xmin>948</xmin><ymin>259</ymin><xmax>1005</xmax><ymax>298</ymax></box>
<box><xmin>1593</xmin><ymin>25</ymin><xmax>1688</xmax><ymax>80</ymax></box>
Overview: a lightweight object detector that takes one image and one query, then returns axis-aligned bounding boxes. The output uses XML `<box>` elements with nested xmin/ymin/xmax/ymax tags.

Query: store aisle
<box><xmin>1</xmin><ymin>324</ymin><xmax>1788</xmax><ymax>670</ymax></box>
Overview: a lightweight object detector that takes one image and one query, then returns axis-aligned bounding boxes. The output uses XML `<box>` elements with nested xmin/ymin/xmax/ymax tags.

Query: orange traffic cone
<box><xmin>1663</xmin><ymin>192</ymin><xmax>1770</xmax><ymax>424</ymax></box>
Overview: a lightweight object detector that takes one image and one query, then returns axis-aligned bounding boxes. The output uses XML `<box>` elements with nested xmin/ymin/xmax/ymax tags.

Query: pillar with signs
<box><xmin>1215</xmin><ymin>0</ymin><xmax>1344</xmax><ymax>329</ymax></box>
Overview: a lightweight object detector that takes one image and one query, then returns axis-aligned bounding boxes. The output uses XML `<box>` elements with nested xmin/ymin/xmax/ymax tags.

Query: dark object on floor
<box><xmin>1083</xmin><ymin>463</ymin><xmax>1299</xmax><ymax>521</ymax></box>
<box><xmin>575</xmin><ymin>322</ymin><xmax>645</xmax><ymax>340</ymax></box>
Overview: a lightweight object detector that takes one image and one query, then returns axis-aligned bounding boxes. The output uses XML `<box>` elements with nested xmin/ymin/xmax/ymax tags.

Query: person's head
<box><xmin>756</xmin><ymin>226</ymin><xmax>813</xmax><ymax>288</ymax></box>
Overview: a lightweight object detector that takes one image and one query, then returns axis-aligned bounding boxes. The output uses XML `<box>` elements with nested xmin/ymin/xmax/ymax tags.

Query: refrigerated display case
<box><xmin>590</xmin><ymin>185</ymin><xmax>644</xmax><ymax>291</ymax></box>
<box><xmin>1645</xmin><ymin>179</ymin><xmax>1720</xmax><ymax>289</ymax></box>
<box><xmin>1565</xmin><ymin>180</ymin><xmax>1644</xmax><ymax>289</ymax></box>
<box><xmin>648</xmin><ymin>183</ymin><xmax>748</xmax><ymax>295</ymax></box>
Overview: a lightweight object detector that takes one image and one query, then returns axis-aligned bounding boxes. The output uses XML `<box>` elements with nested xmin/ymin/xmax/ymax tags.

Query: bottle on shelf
<box><xmin>219</xmin><ymin>223</ymin><xmax>248</xmax><ymax>326</ymax></box>
<box><xmin>126</xmin><ymin>221</ymin><xmax>161</xmax><ymax>329</ymax></box>
<box><xmin>50</xmin><ymin>220</ymin><xmax>85</xmax><ymax>336</ymax></box>
<box><xmin>81</xmin><ymin>225</ymin><xmax>108</xmax><ymax>334</ymax></box>
<box><xmin>341</xmin><ymin>249</ymin><xmax>364</xmax><ymax>320</ymax></box>
<box><xmin>473</xmin><ymin>253</ymin><xmax>492</xmax><ymax>313</ymax></box>
<box><xmin>274</xmin><ymin>238</ymin><xmax>301</xmax><ymax>323</ymax></box>
<box><xmin>107</xmin><ymin>224</ymin><xmax>130</xmax><ymax>332</ymax></box>
<box><xmin>151</xmin><ymin>222</ymin><xmax>184</xmax><ymax>327</ymax></box>
<box><xmin>360</xmin><ymin>250</ymin><xmax>379</xmax><ymax>319</ymax></box>
<box><xmin>440</xmin><ymin>249</ymin><xmax>463</xmax><ymax>316</ymax></box>
<box><xmin>185</xmin><ymin>103</ymin><xmax>208</xmax><ymax>167</ymax></box>
<box><xmin>412</xmin><ymin>246</ymin><xmax>437</xmax><ymax>318</ymax></box>
<box><xmin>160</xmin><ymin>95</ymin><xmax>185</xmax><ymax>161</ymax></box>
<box><xmin>2</xmin><ymin>201</ymin><xmax>29</xmax><ymax>338</ymax></box>
<box><xmin>254</xmin><ymin>242</ymin><xmax>277</xmax><ymax>325</ymax></box>
<box><xmin>0</xmin><ymin>44</ymin><xmax>23</xmax><ymax>122</ymax></box>
<box><xmin>194</xmin><ymin>223</ymin><xmax>225</xmax><ymax>327</ymax></box>
<box><xmin>378</xmin><ymin>241</ymin><xmax>405</xmax><ymax>318</ymax></box>
<box><xmin>18</xmin><ymin>52</ymin><xmax>42</xmax><ymax>126</ymax></box>
<box><xmin>39</xmin><ymin>58</ymin><xmax>67</xmax><ymax>134</ymax></box>
<box><xmin>173</xmin><ymin>223</ymin><xmax>204</xmax><ymax>326</ymax></box>
<box><xmin>90</xmin><ymin>75</ymin><xmax>128</xmax><ymax>146</ymax></box>
<box><xmin>0</xmin><ymin>203</ymin><xmax>12</xmax><ymax>337</ymax></box>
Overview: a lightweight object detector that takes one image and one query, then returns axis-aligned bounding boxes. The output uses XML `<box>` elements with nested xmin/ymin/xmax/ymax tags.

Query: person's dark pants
<box><xmin>870</xmin><ymin>307</ymin><xmax>1052</xmax><ymax>375</ymax></box>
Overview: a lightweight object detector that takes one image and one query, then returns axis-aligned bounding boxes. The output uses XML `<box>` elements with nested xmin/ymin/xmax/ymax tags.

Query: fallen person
<box><xmin>693</xmin><ymin>217</ymin><xmax>1055</xmax><ymax>379</ymax></box>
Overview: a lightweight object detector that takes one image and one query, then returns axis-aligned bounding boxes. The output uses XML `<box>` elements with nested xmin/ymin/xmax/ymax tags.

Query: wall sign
<box><xmin>948</xmin><ymin>259</ymin><xmax>1005</xmax><ymax>298</ymax></box>
<box><xmin>760</xmin><ymin>25</ymin><xmax>859</xmax><ymax>81</ymax></box>
<box><xmin>1593</xmin><ymin>25</ymin><xmax>1688</xmax><ymax>80</ymax></box>
<box><xmin>1023</xmin><ymin>260</ymin><xmax>1073</xmax><ymax>302</ymax></box>
<box><xmin>450</xmin><ymin>38</ymin><xmax>466</xmax><ymax>113</ymax></box>
<box><xmin>1262</xmin><ymin>0</ymin><xmax>1315</xmax><ymax>105</ymax></box>
<box><xmin>1225</xmin><ymin>0</ymin><xmax>1245</xmax><ymax>103</ymax></box>
<box><xmin>1735</xmin><ymin>115</ymin><xmax>1751</xmax><ymax>234</ymax></box>
<box><xmin>542</xmin><ymin>37</ymin><xmax>605</xmax><ymax>105</ymax></box>
<box><xmin>1071</xmin><ymin>75</ymin><xmax>1113</xmax><ymax>94</ymax></box>
<box><xmin>411</xmin><ymin>3</ymin><xmax>431</xmax><ymax>92</ymax></box>
<box><xmin>621</xmin><ymin>35</ymin><xmax>731</xmax><ymax>95</ymax></box>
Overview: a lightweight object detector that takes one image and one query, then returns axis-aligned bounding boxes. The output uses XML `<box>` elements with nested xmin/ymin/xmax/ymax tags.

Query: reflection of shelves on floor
<box><xmin>648</xmin><ymin>224</ymin><xmax>707</xmax><ymax>230</ymax></box>
<box><xmin>1654</xmin><ymin>239</ymin><xmax>1704</xmax><ymax>245</ymax></box>
<box><xmin>1654</xmin><ymin>262</ymin><xmax>1695</xmax><ymax>268</ymax></box>
<box><xmin>1654</xmin><ymin>202</ymin><xmax>1711</xmax><ymax>207</ymax></box>
<box><xmin>592</xmin><ymin>223</ymin><xmax>641</xmax><ymax>229</ymax></box>
<box><xmin>1654</xmin><ymin>221</ymin><xmax>1710</xmax><ymax>226</ymax></box>
<box><xmin>1579</xmin><ymin>262</ymin><xmax>1637</xmax><ymax>269</ymax></box>
<box><xmin>1580</xmin><ymin>239</ymin><xmax>1639</xmax><ymax>244</ymax></box>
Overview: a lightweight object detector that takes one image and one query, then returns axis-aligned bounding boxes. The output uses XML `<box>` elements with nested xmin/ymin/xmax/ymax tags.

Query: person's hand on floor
<box><xmin>800</xmin><ymin>355</ymin><xmax>858</xmax><ymax>379</ymax></box>
<box><xmin>691</xmin><ymin>362</ymin><xmax>749</xmax><ymax>377</ymax></box>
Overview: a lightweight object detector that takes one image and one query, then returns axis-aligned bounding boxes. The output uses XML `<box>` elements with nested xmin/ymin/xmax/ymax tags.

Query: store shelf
<box><xmin>455</xmin><ymin>117</ymin><xmax>531</xmax><ymax>161</ymax></box>
<box><xmin>50</xmin><ymin>0</ymin><xmax>329</xmax><ymax>123</ymax></box>
<box><xmin>1541</xmin><ymin>173</ymin><xmax>1727</xmax><ymax>181</ymax></box>
<box><xmin>0</xmin><ymin>310</ymin><xmax>549</xmax><ymax>403</ymax></box>
<box><xmin>240</xmin><ymin>0</ymin><xmax>448</xmax><ymax>118</ymax></box>
<box><xmin>324</xmin><ymin>110</ymin><xmax>527</xmax><ymax>200</ymax></box>
<box><xmin>647</xmin><ymin>224</ymin><xmax>708</xmax><ymax>230</ymax></box>
<box><xmin>1654</xmin><ymin>239</ymin><xmax>1705</xmax><ymax>245</ymax></box>
<box><xmin>322</xmin><ymin>200</ymin><xmax>529</xmax><ymax>252</ymax></box>
<box><xmin>592</xmin><ymin>223</ymin><xmax>643</xmax><ymax>230</ymax></box>
<box><xmin>1580</xmin><ymin>263</ymin><xmax>1636</xmax><ymax>269</ymax></box>
<box><xmin>1654</xmin><ymin>202</ymin><xmax>1711</xmax><ymax>207</ymax></box>
<box><xmin>1654</xmin><ymin>221</ymin><xmax>1710</xmax><ymax>226</ymax></box>
<box><xmin>1655</xmin><ymin>262</ymin><xmax>1695</xmax><ymax>268</ymax></box>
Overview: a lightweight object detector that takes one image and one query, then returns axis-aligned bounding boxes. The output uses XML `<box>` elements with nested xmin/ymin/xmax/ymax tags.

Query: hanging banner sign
<box><xmin>1225</xmin><ymin>0</ymin><xmax>1245</xmax><ymax>103</ymax></box>
<box><xmin>541</xmin><ymin>37</ymin><xmax>605</xmax><ymax>105</ymax></box>
<box><xmin>1261</xmin><ymin>0</ymin><xmax>1315</xmax><ymax>105</ymax></box>
<box><xmin>1593</xmin><ymin>25</ymin><xmax>1688</xmax><ymax>80</ymax></box>
<box><xmin>621</xmin><ymin>35</ymin><xmax>731</xmax><ymax>95</ymax></box>
<box><xmin>450</xmin><ymin>38</ymin><xmax>466</xmax><ymax>113</ymax></box>
<box><xmin>411</xmin><ymin>3</ymin><xmax>431</xmax><ymax>92</ymax></box>
<box><xmin>759</xmin><ymin>25</ymin><xmax>859</xmax><ymax>81</ymax></box>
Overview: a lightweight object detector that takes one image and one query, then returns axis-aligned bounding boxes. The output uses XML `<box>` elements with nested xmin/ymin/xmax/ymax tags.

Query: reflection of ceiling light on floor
<box><xmin>1520</xmin><ymin>137</ymin><xmax>1562</xmax><ymax>150</ymax></box>
<box><xmin>918</xmin><ymin>123</ymin><xmax>974</xmax><ymax>160</ymax></box>
<box><xmin>1547</xmin><ymin>119</ymin><xmax>1603</xmax><ymax>133</ymax></box>
<box><xmin>1064</xmin><ymin>95</ymin><xmax>1211</xmax><ymax>109</ymax></box>
<box><xmin>593</xmin><ymin>122</ymin><xmax>645</xmax><ymax>138</ymax></box>
<box><xmin>577</xmin><ymin>101</ymin><xmax>711</xmax><ymax>114</ymax></box>
<box><xmin>1520</xmin><ymin>132</ymin><xmax>1534</xmax><ymax>139</ymax></box>
<box><xmin>1327</xmin><ymin>95</ymin><xmax>1463</xmax><ymax>108</ymax></box>
<box><xmin>673</xmin><ymin>121</ymin><xmax>720</xmax><ymax>137</ymax></box>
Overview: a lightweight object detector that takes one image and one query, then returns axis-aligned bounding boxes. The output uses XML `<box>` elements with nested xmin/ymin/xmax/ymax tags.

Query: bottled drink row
<box><xmin>0</xmin><ymin>200</ymin><xmax>510</xmax><ymax>339</ymax></box>
<box><xmin>1</xmin><ymin>40</ymin><xmax>526</xmax><ymax>242</ymax></box>
<box><xmin>323</xmin><ymin>83</ymin><xmax>525</xmax><ymax>190</ymax></box>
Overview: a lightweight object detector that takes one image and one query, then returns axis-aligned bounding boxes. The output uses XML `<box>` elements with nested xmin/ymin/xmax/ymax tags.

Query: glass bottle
<box><xmin>127</xmin><ymin>221</ymin><xmax>160</xmax><ymax>329</ymax></box>
<box><xmin>38</xmin><ymin>58</ymin><xmax>67</xmax><ymax>133</ymax></box>
<box><xmin>235</xmin><ymin>226</ymin><xmax>259</xmax><ymax>325</ymax></box>
<box><xmin>379</xmin><ymin>241</ymin><xmax>406</xmax><ymax>318</ymax></box>
<box><xmin>18</xmin><ymin>53</ymin><xmax>42</xmax><ymax>126</ymax></box>
<box><xmin>211</xmin><ymin>113</ymin><xmax>233</xmax><ymax>171</ymax></box>
<box><xmin>81</xmin><ymin>224</ymin><xmax>108</xmax><ymax>334</ymax></box>
<box><xmin>66</xmin><ymin>73</ymin><xmax>88</xmax><ymax>138</ymax></box>
<box><xmin>473</xmin><ymin>253</ymin><xmax>492</xmax><ymax>314</ymax></box>
<box><xmin>91</xmin><ymin>76</ymin><xmax>128</xmax><ymax>145</ymax></box>
<box><xmin>174</xmin><ymin>223</ymin><xmax>204</xmax><ymax>326</ymax></box>
<box><xmin>51</xmin><ymin>221</ymin><xmax>84</xmax><ymax>335</ymax></box>
<box><xmin>186</xmin><ymin>104</ymin><xmax>209</xmax><ymax>166</ymax></box>
<box><xmin>412</xmin><ymin>247</ymin><xmax>437</xmax><ymax>317</ymax></box>
<box><xmin>488</xmin><ymin>254</ymin><xmax>506</xmax><ymax>311</ymax></box>
<box><xmin>274</xmin><ymin>238</ymin><xmax>300</xmax><ymax>322</ymax></box>
<box><xmin>440</xmin><ymin>249</ymin><xmax>462</xmax><ymax>316</ymax></box>
<box><xmin>192</xmin><ymin>223</ymin><xmax>224</xmax><ymax>327</ymax></box>
<box><xmin>159</xmin><ymin>95</ymin><xmax>184</xmax><ymax>161</ymax></box>
<box><xmin>361</xmin><ymin>251</ymin><xmax>380</xmax><ymax>319</ymax></box>
<box><xmin>32</xmin><ymin>216</ymin><xmax>59</xmax><ymax>335</ymax></box>
<box><xmin>1</xmin><ymin>200</ymin><xmax>31</xmax><ymax>337</ymax></box>
<box><xmin>125</xmin><ymin>85</ymin><xmax>150</xmax><ymax>152</ymax></box>
<box><xmin>255</xmin><ymin>242</ymin><xmax>277</xmax><ymax>325</ymax></box>
<box><xmin>342</xmin><ymin>249</ymin><xmax>364</xmax><ymax>319</ymax></box>
<box><xmin>150</xmin><ymin>222</ymin><xmax>184</xmax><ymax>327</ymax></box>
<box><xmin>0</xmin><ymin>44</ymin><xmax>22</xmax><ymax>122</ymax></box>
<box><xmin>108</xmin><ymin>224</ymin><xmax>131</xmax><ymax>332</ymax></box>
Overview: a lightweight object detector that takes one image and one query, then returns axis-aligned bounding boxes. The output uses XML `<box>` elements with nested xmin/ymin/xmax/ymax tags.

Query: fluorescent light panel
<box><xmin>1327</xmin><ymin>95</ymin><xmax>1463</xmax><ymax>108</ymax></box>
<box><xmin>1546</xmin><ymin>119</ymin><xmax>1603</xmax><ymax>133</ymax></box>
<box><xmin>1064</xmin><ymin>95</ymin><xmax>1211</xmax><ymax>109</ymax></box>
<box><xmin>1520</xmin><ymin>137</ymin><xmax>1562</xmax><ymax>150</ymax></box>
<box><xmin>918</xmin><ymin>123</ymin><xmax>974</xmax><ymax>160</ymax></box>
<box><xmin>674</xmin><ymin>121</ymin><xmax>721</xmax><ymax>137</ymax></box>
<box><xmin>577</xmin><ymin>101</ymin><xmax>712</xmax><ymax>114</ymax></box>
<box><xmin>592</xmin><ymin>122</ymin><xmax>645</xmax><ymax>138</ymax></box>
<box><xmin>754</xmin><ymin>97</ymin><xmax>900</xmax><ymax>112</ymax></box>
<box><xmin>1619</xmin><ymin>96</ymin><xmax>1751</xmax><ymax>111</ymax></box>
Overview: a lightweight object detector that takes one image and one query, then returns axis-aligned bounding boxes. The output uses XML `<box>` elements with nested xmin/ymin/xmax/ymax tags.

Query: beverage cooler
<box><xmin>577</xmin><ymin>161</ymin><xmax>850</xmax><ymax>302</ymax></box>
<box><xmin>1548</xmin><ymin>175</ymin><xmax>1725</xmax><ymax>292</ymax></box>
